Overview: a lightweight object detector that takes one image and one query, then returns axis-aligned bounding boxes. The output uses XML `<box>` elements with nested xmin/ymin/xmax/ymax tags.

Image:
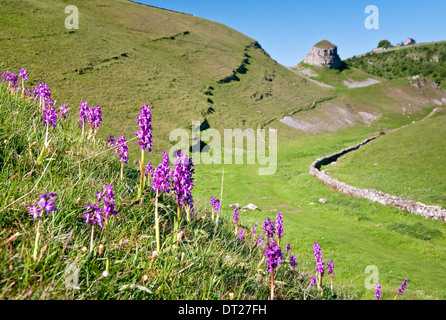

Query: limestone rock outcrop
<box><xmin>303</xmin><ymin>40</ymin><xmax>342</xmax><ymax>69</ymax></box>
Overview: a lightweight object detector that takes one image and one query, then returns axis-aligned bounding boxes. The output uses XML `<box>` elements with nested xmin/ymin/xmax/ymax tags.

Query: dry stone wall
<box><xmin>309</xmin><ymin>135</ymin><xmax>446</xmax><ymax>222</ymax></box>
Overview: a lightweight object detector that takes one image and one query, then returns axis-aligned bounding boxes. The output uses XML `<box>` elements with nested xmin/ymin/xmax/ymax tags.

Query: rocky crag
<box><xmin>302</xmin><ymin>40</ymin><xmax>342</xmax><ymax>69</ymax></box>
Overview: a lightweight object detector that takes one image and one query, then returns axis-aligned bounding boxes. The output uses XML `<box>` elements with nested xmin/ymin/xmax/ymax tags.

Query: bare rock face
<box><xmin>303</xmin><ymin>40</ymin><xmax>342</xmax><ymax>69</ymax></box>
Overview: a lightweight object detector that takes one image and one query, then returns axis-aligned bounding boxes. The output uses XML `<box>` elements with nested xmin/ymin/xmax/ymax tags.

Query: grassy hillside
<box><xmin>327</xmin><ymin>108</ymin><xmax>446</xmax><ymax>207</ymax></box>
<box><xmin>194</xmin><ymin>64</ymin><xmax>446</xmax><ymax>299</ymax></box>
<box><xmin>0</xmin><ymin>82</ymin><xmax>353</xmax><ymax>300</ymax></box>
<box><xmin>346</xmin><ymin>42</ymin><xmax>446</xmax><ymax>88</ymax></box>
<box><xmin>3</xmin><ymin>0</ymin><xmax>446</xmax><ymax>301</ymax></box>
<box><xmin>283</xmin><ymin>62</ymin><xmax>446</xmax><ymax>135</ymax></box>
<box><xmin>0</xmin><ymin>0</ymin><xmax>330</xmax><ymax>164</ymax></box>
<box><xmin>193</xmin><ymin>122</ymin><xmax>446</xmax><ymax>300</ymax></box>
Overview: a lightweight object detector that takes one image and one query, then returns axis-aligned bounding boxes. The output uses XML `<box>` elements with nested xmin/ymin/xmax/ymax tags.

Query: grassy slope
<box><xmin>295</xmin><ymin>62</ymin><xmax>380</xmax><ymax>89</ymax></box>
<box><xmin>195</xmin><ymin>65</ymin><xmax>446</xmax><ymax>300</ymax></box>
<box><xmin>0</xmin><ymin>0</ymin><xmax>329</xmax><ymax>164</ymax></box>
<box><xmin>2</xmin><ymin>0</ymin><xmax>446</xmax><ymax>300</ymax></box>
<box><xmin>327</xmin><ymin>109</ymin><xmax>446</xmax><ymax>207</ymax></box>
<box><xmin>0</xmin><ymin>85</ymin><xmax>351</xmax><ymax>300</ymax></box>
<box><xmin>194</xmin><ymin>122</ymin><xmax>446</xmax><ymax>300</ymax></box>
<box><xmin>286</xmin><ymin>63</ymin><xmax>445</xmax><ymax>135</ymax></box>
<box><xmin>346</xmin><ymin>42</ymin><xmax>446</xmax><ymax>88</ymax></box>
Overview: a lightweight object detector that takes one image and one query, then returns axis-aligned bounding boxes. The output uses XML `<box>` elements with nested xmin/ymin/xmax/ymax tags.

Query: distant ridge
<box><xmin>350</xmin><ymin>40</ymin><xmax>446</xmax><ymax>59</ymax></box>
<box><xmin>0</xmin><ymin>0</ymin><xmax>332</xmax><ymax>157</ymax></box>
<box><xmin>346</xmin><ymin>40</ymin><xmax>446</xmax><ymax>88</ymax></box>
<box><xmin>129</xmin><ymin>0</ymin><xmax>193</xmax><ymax>16</ymax></box>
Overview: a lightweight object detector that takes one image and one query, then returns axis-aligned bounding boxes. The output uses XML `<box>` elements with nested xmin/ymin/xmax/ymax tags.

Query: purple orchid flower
<box><xmin>83</xmin><ymin>204</ymin><xmax>103</xmax><ymax>229</ymax></box>
<box><xmin>276</xmin><ymin>211</ymin><xmax>283</xmax><ymax>240</ymax></box>
<box><xmin>264</xmin><ymin>238</ymin><xmax>283</xmax><ymax>273</ymax></box>
<box><xmin>79</xmin><ymin>100</ymin><xmax>89</xmax><ymax>127</ymax></box>
<box><xmin>397</xmin><ymin>279</ymin><xmax>408</xmax><ymax>296</ymax></box>
<box><xmin>135</xmin><ymin>104</ymin><xmax>153</xmax><ymax>152</ymax></box>
<box><xmin>263</xmin><ymin>217</ymin><xmax>275</xmax><ymax>239</ymax></box>
<box><xmin>42</xmin><ymin>104</ymin><xmax>58</xmax><ymax>127</ymax></box>
<box><xmin>59</xmin><ymin>104</ymin><xmax>69</xmax><ymax>118</ymax></box>
<box><xmin>29</xmin><ymin>191</ymin><xmax>58</xmax><ymax>220</ymax></box>
<box><xmin>170</xmin><ymin>151</ymin><xmax>195</xmax><ymax>208</ymax></box>
<box><xmin>313</xmin><ymin>242</ymin><xmax>325</xmax><ymax>277</ymax></box>
<box><xmin>151</xmin><ymin>151</ymin><xmax>171</xmax><ymax>194</ymax></box>
<box><xmin>374</xmin><ymin>283</ymin><xmax>382</xmax><ymax>300</ymax></box>
<box><xmin>290</xmin><ymin>254</ymin><xmax>298</xmax><ymax>270</ymax></box>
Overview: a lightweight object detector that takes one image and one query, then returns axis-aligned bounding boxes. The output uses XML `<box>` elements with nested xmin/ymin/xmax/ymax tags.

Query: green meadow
<box><xmin>1</xmin><ymin>84</ymin><xmax>350</xmax><ymax>300</ymax></box>
<box><xmin>1</xmin><ymin>0</ymin><xmax>446</xmax><ymax>300</ymax></box>
<box><xmin>194</xmin><ymin>120</ymin><xmax>446</xmax><ymax>300</ymax></box>
<box><xmin>329</xmin><ymin>109</ymin><xmax>446</xmax><ymax>207</ymax></box>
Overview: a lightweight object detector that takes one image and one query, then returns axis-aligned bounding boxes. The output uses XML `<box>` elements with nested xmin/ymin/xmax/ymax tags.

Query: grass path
<box><xmin>287</xmin><ymin>67</ymin><xmax>334</xmax><ymax>89</ymax></box>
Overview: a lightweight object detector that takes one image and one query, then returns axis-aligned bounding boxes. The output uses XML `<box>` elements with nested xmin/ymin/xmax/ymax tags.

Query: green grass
<box><xmin>295</xmin><ymin>63</ymin><xmax>381</xmax><ymax>91</ymax></box>
<box><xmin>2</xmin><ymin>0</ymin><xmax>446</xmax><ymax>301</ymax></box>
<box><xmin>327</xmin><ymin>109</ymin><xmax>446</xmax><ymax>207</ymax></box>
<box><xmin>313</xmin><ymin>40</ymin><xmax>337</xmax><ymax>50</ymax></box>
<box><xmin>0</xmin><ymin>84</ymin><xmax>354</xmax><ymax>300</ymax></box>
<box><xmin>194</xmin><ymin>120</ymin><xmax>446</xmax><ymax>300</ymax></box>
<box><xmin>387</xmin><ymin>223</ymin><xmax>443</xmax><ymax>241</ymax></box>
<box><xmin>0</xmin><ymin>0</ymin><xmax>331</xmax><ymax>165</ymax></box>
<box><xmin>346</xmin><ymin>42</ymin><xmax>446</xmax><ymax>88</ymax></box>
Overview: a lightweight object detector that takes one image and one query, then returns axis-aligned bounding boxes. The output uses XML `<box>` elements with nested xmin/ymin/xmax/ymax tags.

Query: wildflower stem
<box><xmin>270</xmin><ymin>268</ymin><xmax>275</xmax><ymax>300</ymax></box>
<box><xmin>90</xmin><ymin>224</ymin><xmax>95</xmax><ymax>256</ymax></box>
<box><xmin>186</xmin><ymin>204</ymin><xmax>190</xmax><ymax>223</ymax></box>
<box><xmin>106</xmin><ymin>221</ymin><xmax>111</xmax><ymax>274</ymax></box>
<box><xmin>174</xmin><ymin>203</ymin><xmax>181</xmax><ymax>244</ymax></box>
<box><xmin>106</xmin><ymin>257</ymin><xmax>110</xmax><ymax>274</ymax></box>
<box><xmin>154</xmin><ymin>191</ymin><xmax>160</xmax><ymax>253</ymax></box>
<box><xmin>214</xmin><ymin>167</ymin><xmax>224</xmax><ymax>232</ymax></box>
<box><xmin>36</xmin><ymin>123</ymin><xmax>49</xmax><ymax>165</ymax></box>
<box><xmin>120</xmin><ymin>162</ymin><xmax>124</xmax><ymax>181</ymax></box>
<box><xmin>318</xmin><ymin>273</ymin><xmax>323</xmax><ymax>294</ymax></box>
<box><xmin>44</xmin><ymin>122</ymin><xmax>49</xmax><ymax>146</ymax></box>
<box><xmin>33</xmin><ymin>218</ymin><xmax>41</xmax><ymax>261</ymax></box>
<box><xmin>138</xmin><ymin>149</ymin><xmax>145</xmax><ymax>200</ymax></box>
<box><xmin>105</xmin><ymin>219</ymin><xmax>111</xmax><ymax>273</ymax></box>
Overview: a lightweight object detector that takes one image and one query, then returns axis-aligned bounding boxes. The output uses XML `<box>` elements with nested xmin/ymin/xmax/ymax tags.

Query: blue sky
<box><xmin>137</xmin><ymin>0</ymin><xmax>446</xmax><ymax>66</ymax></box>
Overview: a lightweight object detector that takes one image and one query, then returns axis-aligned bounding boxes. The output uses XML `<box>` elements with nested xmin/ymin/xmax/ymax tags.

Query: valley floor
<box><xmin>194</xmin><ymin>110</ymin><xmax>446</xmax><ymax>300</ymax></box>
